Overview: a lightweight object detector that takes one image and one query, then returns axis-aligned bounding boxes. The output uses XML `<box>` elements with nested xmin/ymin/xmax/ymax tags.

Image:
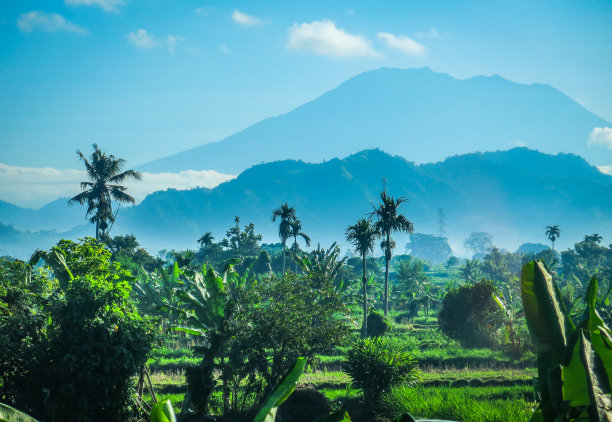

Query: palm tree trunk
<box><xmin>384</xmin><ymin>233</ymin><xmax>390</xmax><ymax>317</ymax></box>
<box><xmin>362</xmin><ymin>254</ymin><xmax>367</xmax><ymax>338</ymax></box>
<box><xmin>95</xmin><ymin>219</ymin><xmax>99</xmax><ymax>240</ymax></box>
<box><xmin>282</xmin><ymin>243</ymin><xmax>286</xmax><ymax>276</ymax></box>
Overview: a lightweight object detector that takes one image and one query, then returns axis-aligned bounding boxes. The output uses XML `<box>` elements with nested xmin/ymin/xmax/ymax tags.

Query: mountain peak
<box><xmin>138</xmin><ymin>68</ymin><xmax>611</xmax><ymax>174</ymax></box>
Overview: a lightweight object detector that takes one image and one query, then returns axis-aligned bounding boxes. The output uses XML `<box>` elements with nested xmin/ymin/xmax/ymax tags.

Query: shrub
<box><xmin>437</xmin><ymin>279</ymin><xmax>499</xmax><ymax>348</ymax></box>
<box><xmin>365</xmin><ymin>309</ymin><xmax>389</xmax><ymax>337</ymax></box>
<box><xmin>1</xmin><ymin>239</ymin><xmax>153</xmax><ymax>422</ymax></box>
<box><xmin>345</xmin><ymin>337</ymin><xmax>420</xmax><ymax>406</ymax></box>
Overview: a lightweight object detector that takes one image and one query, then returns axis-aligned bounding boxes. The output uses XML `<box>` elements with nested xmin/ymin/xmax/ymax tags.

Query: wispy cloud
<box><xmin>165</xmin><ymin>35</ymin><xmax>184</xmax><ymax>54</ymax></box>
<box><xmin>415</xmin><ymin>28</ymin><xmax>439</xmax><ymax>39</ymax></box>
<box><xmin>232</xmin><ymin>10</ymin><xmax>266</xmax><ymax>27</ymax></box>
<box><xmin>287</xmin><ymin>20</ymin><xmax>381</xmax><ymax>58</ymax></box>
<box><xmin>377</xmin><ymin>32</ymin><xmax>425</xmax><ymax>55</ymax></box>
<box><xmin>0</xmin><ymin>164</ymin><xmax>235</xmax><ymax>208</ymax></box>
<box><xmin>588</xmin><ymin>127</ymin><xmax>612</xmax><ymax>149</ymax></box>
<box><xmin>195</xmin><ymin>6</ymin><xmax>214</xmax><ymax>16</ymax></box>
<box><xmin>65</xmin><ymin>0</ymin><xmax>124</xmax><ymax>13</ymax></box>
<box><xmin>127</xmin><ymin>30</ymin><xmax>183</xmax><ymax>53</ymax></box>
<box><xmin>17</xmin><ymin>11</ymin><xmax>88</xmax><ymax>34</ymax></box>
<box><xmin>127</xmin><ymin>29</ymin><xmax>156</xmax><ymax>49</ymax></box>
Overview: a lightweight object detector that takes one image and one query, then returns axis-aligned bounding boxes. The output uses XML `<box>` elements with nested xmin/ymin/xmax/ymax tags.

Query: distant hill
<box><xmin>3</xmin><ymin>148</ymin><xmax>612</xmax><ymax>259</ymax></box>
<box><xmin>138</xmin><ymin>67</ymin><xmax>611</xmax><ymax>174</ymax></box>
<box><xmin>0</xmin><ymin>198</ymin><xmax>84</xmax><ymax>232</ymax></box>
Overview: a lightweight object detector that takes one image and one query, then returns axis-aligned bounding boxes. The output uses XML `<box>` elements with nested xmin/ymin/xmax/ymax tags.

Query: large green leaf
<box><xmin>580</xmin><ymin>331</ymin><xmax>612</xmax><ymax>421</ymax></box>
<box><xmin>561</xmin><ymin>331</ymin><xmax>590</xmax><ymax>408</ymax></box>
<box><xmin>521</xmin><ymin>261</ymin><xmax>573</xmax><ymax>357</ymax></box>
<box><xmin>0</xmin><ymin>403</ymin><xmax>39</xmax><ymax>422</ymax></box>
<box><xmin>586</xmin><ymin>276</ymin><xmax>612</xmax><ymax>391</ymax></box>
<box><xmin>150</xmin><ymin>400</ymin><xmax>177</xmax><ymax>422</ymax></box>
<box><xmin>252</xmin><ymin>357</ymin><xmax>307</xmax><ymax>422</ymax></box>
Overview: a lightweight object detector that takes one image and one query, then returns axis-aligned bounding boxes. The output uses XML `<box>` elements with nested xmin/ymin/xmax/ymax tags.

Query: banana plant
<box><xmin>0</xmin><ymin>403</ymin><xmax>38</xmax><ymax>422</ymax></box>
<box><xmin>521</xmin><ymin>260</ymin><xmax>612</xmax><ymax>421</ymax></box>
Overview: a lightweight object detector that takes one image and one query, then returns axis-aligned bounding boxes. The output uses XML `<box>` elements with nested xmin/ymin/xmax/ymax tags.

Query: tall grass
<box><xmin>381</xmin><ymin>385</ymin><xmax>536</xmax><ymax>422</ymax></box>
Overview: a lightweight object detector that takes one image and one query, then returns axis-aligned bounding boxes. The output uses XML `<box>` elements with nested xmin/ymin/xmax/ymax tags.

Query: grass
<box><xmin>381</xmin><ymin>384</ymin><xmax>537</xmax><ymax>422</ymax></box>
<box><xmin>145</xmin><ymin>310</ymin><xmax>539</xmax><ymax>421</ymax></box>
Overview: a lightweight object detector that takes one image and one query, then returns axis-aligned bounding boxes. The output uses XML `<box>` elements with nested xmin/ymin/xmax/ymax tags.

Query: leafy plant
<box><xmin>345</xmin><ymin>337</ymin><xmax>420</xmax><ymax>407</ymax></box>
<box><xmin>437</xmin><ymin>279</ymin><xmax>499</xmax><ymax>348</ymax></box>
<box><xmin>3</xmin><ymin>239</ymin><xmax>152</xmax><ymax>422</ymax></box>
<box><xmin>521</xmin><ymin>260</ymin><xmax>612</xmax><ymax>421</ymax></box>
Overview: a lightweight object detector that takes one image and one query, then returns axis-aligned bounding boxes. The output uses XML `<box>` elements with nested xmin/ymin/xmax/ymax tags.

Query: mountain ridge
<box><xmin>137</xmin><ymin>67</ymin><xmax>611</xmax><ymax>174</ymax></box>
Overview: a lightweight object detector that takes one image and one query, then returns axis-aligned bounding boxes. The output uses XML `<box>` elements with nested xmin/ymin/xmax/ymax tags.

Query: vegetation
<box><xmin>345</xmin><ymin>337</ymin><xmax>420</xmax><ymax>407</ymax></box>
<box><xmin>68</xmin><ymin>144</ymin><xmax>142</xmax><ymax>240</ymax></box>
<box><xmin>4</xmin><ymin>147</ymin><xmax>612</xmax><ymax>421</ymax></box>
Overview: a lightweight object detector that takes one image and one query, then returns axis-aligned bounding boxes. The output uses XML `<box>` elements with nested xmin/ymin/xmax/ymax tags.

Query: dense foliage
<box><xmin>345</xmin><ymin>337</ymin><xmax>420</xmax><ymax>407</ymax></box>
<box><xmin>0</xmin><ymin>239</ymin><xmax>152</xmax><ymax>422</ymax></box>
<box><xmin>437</xmin><ymin>279</ymin><xmax>499</xmax><ymax>348</ymax></box>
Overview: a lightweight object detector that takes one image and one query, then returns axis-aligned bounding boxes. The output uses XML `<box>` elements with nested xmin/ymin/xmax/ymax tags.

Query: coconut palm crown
<box><xmin>370</xmin><ymin>191</ymin><xmax>414</xmax><ymax>317</ymax></box>
<box><xmin>346</xmin><ymin>218</ymin><xmax>378</xmax><ymax>337</ymax></box>
<box><xmin>68</xmin><ymin>144</ymin><xmax>141</xmax><ymax>239</ymax></box>
<box><xmin>272</xmin><ymin>202</ymin><xmax>296</xmax><ymax>275</ymax></box>
<box><xmin>545</xmin><ymin>225</ymin><xmax>561</xmax><ymax>252</ymax></box>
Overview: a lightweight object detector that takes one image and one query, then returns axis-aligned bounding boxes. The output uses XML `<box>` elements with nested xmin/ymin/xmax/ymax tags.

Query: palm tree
<box><xmin>288</xmin><ymin>217</ymin><xmax>311</xmax><ymax>272</ymax></box>
<box><xmin>584</xmin><ymin>233</ymin><xmax>603</xmax><ymax>244</ymax></box>
<box><xmin>545</xmin><ymin>225</ymin><xmax>561</xmax><ymax>252</ymax></box>
<box><xmin>198</xmin><ymin>232</ymin><xmax>215</xmax><ymax>248</ymax></box>
<box><xmin>272</xmin><ymin>202</ymin><xmax>296</xmax><ymax>275</ymax></box>
<box><xmin>68</xmin><ymin>144</ymin><xmax>141</xmax><ymax>239</ymax></box>
<box><xmin>346</xmin><ymin>218</ymin><xmax>377</xmax><ymax>337</ymax></box>
<box><xmin>370</xmin><ymin>191</ymin><xmax>414</xmax><ymax>317</ymax></box>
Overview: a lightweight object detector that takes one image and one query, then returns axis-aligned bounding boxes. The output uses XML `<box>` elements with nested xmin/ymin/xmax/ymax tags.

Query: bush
<box><xmin>365</xmin><ymin>309</ymin><xmax>389</xmax><ymax>337</ymax></box>
<box><xmin>345</xmin><ymin>337</ymin><xmax>420</xmax><ymax>406</ymax></box>
<box><xmin>1</xmin><ymin>239</ymin><xmax>153</xmax><ymax>422</ymax></box>
<box><xmin>437</xmin><ymin>279</ymin><xmax>499</xmax><ymax>348</ymax></box>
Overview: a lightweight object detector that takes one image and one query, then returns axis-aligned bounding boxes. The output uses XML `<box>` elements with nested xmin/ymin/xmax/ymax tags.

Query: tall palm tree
<box><xmin>346</xmin><ymin>218</ymin><xmax>377</xmax><ymax>338</ymax></box>
<box><xmin>272</xmin><ymin>202</ymin><xmax>296</xmax><ymax>275</ymax></box>
<box><xmin>289</xmin><ymin>217</ymin><xmax>311</xmax><ymax>272</ymax></box>
<box><xmin>68</xmin><ymin>144</ymin><xmax>141</xmax><ymax>239</ymax></box>
<box><xmin>370</xmin><ymin>191</ymin><xmax>414</xmax><ymax>317</ymax></box>
<box><xmin>198</xmin><ymin>232</ymin><xmax>215</xmax><ymax>248</ymax></box>
<box><xmin>545</xmin><ymin>225</ymin><xmax>561</xmax><ymax>252</ymax></box>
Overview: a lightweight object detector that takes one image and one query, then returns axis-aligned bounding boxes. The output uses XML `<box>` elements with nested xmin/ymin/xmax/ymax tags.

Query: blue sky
<box><xmin>1</xmin><ymin>0</ymin><xmax>612</xmax><ymax>205</ymax></box>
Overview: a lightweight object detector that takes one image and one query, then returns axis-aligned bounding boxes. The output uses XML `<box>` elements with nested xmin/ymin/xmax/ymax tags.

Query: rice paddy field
<box><xmin>144</xmin><ymin>313</ymin><xmax>538</xmax><ymax>421</ymax></box>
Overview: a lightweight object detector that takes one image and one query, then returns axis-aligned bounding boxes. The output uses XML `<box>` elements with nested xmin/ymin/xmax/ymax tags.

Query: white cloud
<box><xmin>127</xmin><ymin>29</ymin><xmax>156</xmax><ymax>49</ymax></box>
<box><xmin>219</xmin><ymin>43</ymin><xmax>229</xmax><ymax>54</ymax></box>
<box><xmin>195</xmin><ymin>6</ymin><xmax>214</xmax><ymax>16</ymax></box>
<box><xmin>0</xmin><ymin>164</ymin><xmax>235</xmax><ymax>208</ymax></box>
<box><xmin>17</xmin><ymin>11</ymin><xmax>88</xmax><ymax>34</ymax></box>
<box><xmin>588</xmin><ymin>127</ymin><xmax>612</xmax><ymax>149</ymax></box>
<box><xmin>415</xmin><ymin>28</ymin><xmax>439</xmax><ymax>39</ymax></box>
<box><xmin>287</xmin><ymin>20</ymin><xmax>381</xmax><ymax>58</ymax></box>
<box><xmin>232</xmin><ymin>10</ymin><xmax>266</xmax><ymax>27</ymax></box>
<box><xmin>165</xmin><ymin>35</ymin><xmax>184</xmax><ymax>54</ymax></box>
<box><xmin>377</xmin><ymin>32</ymin><xmax>425</xmax><ymax>56</ymax></box>
<box><xmin>598</xmin><ymin>166</ymin><xmax>612</xmax><ymax>176</ymax></box>
<box><xmin>127</xmin><ymin>30</ymin><xmax>184</xmax><ymax>53</ymax></box>
<box><xmin>65</xmin><ymin>0</ymin><xmax>124</xmax><ymax>12</ymax></box>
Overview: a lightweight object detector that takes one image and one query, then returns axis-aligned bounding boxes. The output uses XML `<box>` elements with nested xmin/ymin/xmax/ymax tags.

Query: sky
<box><xmin>1</xmin><ymin>0</ymin><xmax>612</xmax><ymax>207</ymax></box>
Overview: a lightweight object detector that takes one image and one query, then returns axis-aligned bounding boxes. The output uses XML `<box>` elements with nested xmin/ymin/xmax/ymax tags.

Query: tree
<box><xmin>272</xmin><ymin>203</ymin><xmax>296</xmax><ymax>275</ymax></box>
<box><xmin>405</xmin><ymin>233</ymin><xmax>452</xmax><ymax>264</ymax></box>
<box><xmin>288</xmin><ymin>217</ymin><xmax>311</xmax><ymax>272</ymax></box>
<box><xmin>346</xmin><ymin>218</ymin><xmax>378</xmax><ymax>337</ymax></box>
<box><xmin>464</xmin><ymin>232</ymin><xmax>493</xmax><ymax>257</ymax></box>
<box><xmin>370</xmin><ymin>192</ymin><xmax>414</xmax><ymax>317</ymax></box>
<box><xmin>584</xmin><ymin>233</ymin><xmax>603</xmax><ymax>244</ymax></box>
<box><xmin>68</xmin><ymin>144</ymin><xmax>141</xmax><ymax>239</ymax></box>
<box><xmin>545</xmin><ymin>225</ymin><xmax>560</xmax><ymax>252</ymax></box>
<box><xmin>197</xmin><ymin>232</ymin><xmax>215</xmax><ymax>248</ymax></box>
